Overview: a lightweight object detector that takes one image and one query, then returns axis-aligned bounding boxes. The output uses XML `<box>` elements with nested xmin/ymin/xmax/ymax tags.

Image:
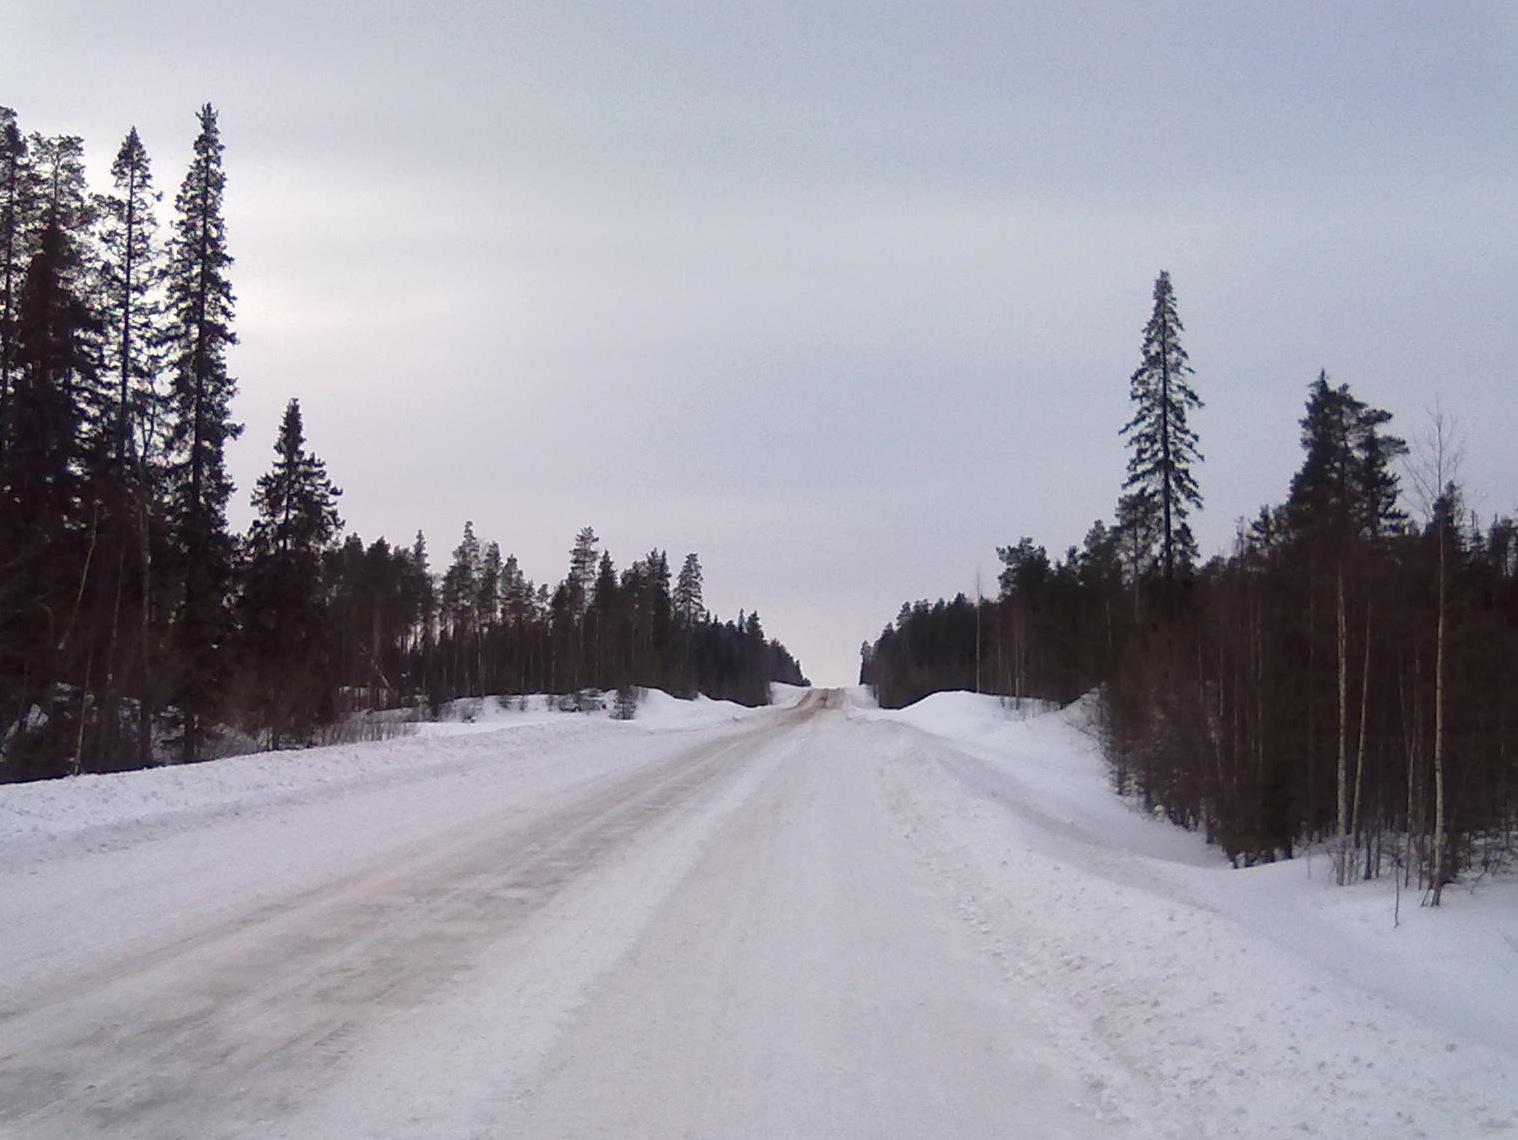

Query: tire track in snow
<box><xmin>0</xmin><ymin>714</ymin><xmax>792</xmax><ymax>1139</ymax></box>
<box><xmin>492</xmin><ymin>701</ymin><xmax>1128</xmax><ymax>1140</ymax></box>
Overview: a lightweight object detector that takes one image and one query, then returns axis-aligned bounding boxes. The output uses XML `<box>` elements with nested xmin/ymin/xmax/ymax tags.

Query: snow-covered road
<box><xmin>1</xmin><ymin>689</ymin><xmax>1515</xmax><ymax>1138</ymax></box>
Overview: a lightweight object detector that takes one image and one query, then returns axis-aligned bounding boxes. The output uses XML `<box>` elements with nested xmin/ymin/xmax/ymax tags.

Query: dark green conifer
<box><xmin>0</xmin><ymin>107</ymin><xmax>41</xmax><ymax>463</ymax></box>
<box><xmin>240</xmin><ymin>398</ymin><xmax>342</xmax><ymax>747</ymax></box>
<box><xmin>161</xmin><ymin>104</ymin><xmax>241</xmax><ymax>760</ymax></box>
<box><xmin>1287</xmin><ymin>371</ymin><xmax>1406</xmax><ymax>542</ymax></box>
<box><xmin>1120</xmin><ymin>271</ymin><xmax>1202</xmax><ymax>583</ymax></box>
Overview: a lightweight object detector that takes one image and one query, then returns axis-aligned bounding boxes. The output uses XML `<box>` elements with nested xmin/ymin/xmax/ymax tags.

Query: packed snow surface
<box><xmin>1</xmin><ymin>686</ymin><xmax>1514</xmax><ymax>1138</ymax></box>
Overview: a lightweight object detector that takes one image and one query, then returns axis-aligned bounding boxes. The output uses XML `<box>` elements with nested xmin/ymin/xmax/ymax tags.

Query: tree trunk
<box><xmin>1350</xmin><ymin>602</ymin><xmax>1372</xmax><ymax>881</ymax></box>
<box><xmin>1335</xmin><ymin>568</ymin><xmax>1350</xmax><ymax>885</ymax></box>
<box><xmin>1431</xmin><ymin>516</ymin><xmax>1448</xmax><ymax>905</ymax></box>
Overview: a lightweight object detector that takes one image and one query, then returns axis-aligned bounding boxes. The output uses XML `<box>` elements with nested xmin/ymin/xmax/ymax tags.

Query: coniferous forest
<box><xmin>9</xmin><ymin>100</ymin><xmax>1513</xmax><ymax>909</ymax></box>
<box><xmin>0</xmin><ymin>105</ymin><xmax>806</xmax><ymax>783</ymax></box>
<box><xmin>862</xmin><ymin>271</ymin><xmax>1518</xmax><ymax>901</ymax></box>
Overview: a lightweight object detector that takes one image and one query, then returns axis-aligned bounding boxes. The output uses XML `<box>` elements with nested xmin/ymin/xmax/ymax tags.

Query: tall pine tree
<box><xmin>1287</xmin><ymin>371</ymin><xmax>1405</xmax><ymax>542</ymax></box>
<box><xmin>1284</xmin><ymin>372</ymin><xmax>1408</xmax><ymax>883</ymax></box>
<box><xmin>161</xmin><ymin>104</ymin><xmax>240</xmax><ymax>760</ymax></box>
<box><xmin>440</xmin><ymin>521</ymin><xmax>481</xmax><ymax>696</ymax></box>
<box><xmin>1120</xmin><ymin>270</ymin><xmax>1202</xmax><ymax>584</ymax></box>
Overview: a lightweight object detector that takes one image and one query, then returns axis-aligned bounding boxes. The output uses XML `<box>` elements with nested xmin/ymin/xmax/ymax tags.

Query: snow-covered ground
<box><xmin>857</xmin><ymin>690</ymin><xmax>1518</xmax><ymax>1138</ymax></box>
<box><xmin>0</xmin><ymin>687</ymin><xmax>1513</xmax><ymax>1138</ymax></box>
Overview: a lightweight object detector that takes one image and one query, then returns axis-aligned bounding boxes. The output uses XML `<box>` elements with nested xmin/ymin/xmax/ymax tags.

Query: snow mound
<box><xmin>768</xmin><ymin>682</ymin><xmax>811</xmax><ymax>709</ymax></box>
<box><xmin>0</xmin><ymin>688</ymin><xmax>783</xmax><ymax>856</ymax></box>
<box><xmin>857</xmin><ymin>689</ymin><xmax>1205</xmax><ymax>865</ymax></box>
<box><xmin>865</xmin><ymin>680</ymin><xmax>1518</xmax><ymax>1128</ymax></box>
<box><xmin>864</xmin><ymin>688</ymin><xmax>1059</xmax><ymax>734</ymax></box>
<box><xmin>402</xmin><ymin>687</ymin><xmax>792</xmax><ymax>737</ymax></box>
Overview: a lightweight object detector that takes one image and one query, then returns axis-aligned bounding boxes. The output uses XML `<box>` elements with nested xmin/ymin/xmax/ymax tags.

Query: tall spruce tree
<box><xmin>1120</xmin><ymin>270</ymin><xmax>1202</xmax><ymax>584</ymax></box>
<box><xmin>17</xmin><ymin>134</ymin><xmax>96</xmax><ymax>472</ymax></box>
<box><xmin>589</xmin><ymin>549</ymin><xmax>623</xmax><ymax>687</ymax></box>
<box><xmin>240</xmin><ymin>398</ymin><xmax>342</xmax><ymax>748</ymax></box>
<box><xmin>161</xmin><ymin>104</ymin><xmax>240</xmax><ymax>760</ymax></box>
<box><xmin>95</xmin><ymin>127</ymin><xmax>163</xmax><ymax>470</ymax></box>
<box><xmin>245</xmin><ymin>400</ymin><xmax>342</xmax><ymax>560</ymax></box>
<box><xmin>91</xmin><ymin>127</ymin><xmax>166</xmax><ymax>769</ymax></box>
<box><xmin>674</xmin><ymin>552</ymin><xmax>705</xmax><ymax>624</ymax></box>
<box><xmin>0</xmin><ymin>210</ymin><xmax>102</xmax><ymax>775</ymax></box>
<box><xmin>2</xmin><ymin>164</ymin><xmax>97</xmax><ymax>537</ymax></box>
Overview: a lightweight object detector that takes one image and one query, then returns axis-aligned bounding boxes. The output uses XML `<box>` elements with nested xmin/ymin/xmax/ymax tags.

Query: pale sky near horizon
<box><xmin>10</xmin><ymin>1</ymin><xmax>1518</xmax><ymax>685</ymax></box>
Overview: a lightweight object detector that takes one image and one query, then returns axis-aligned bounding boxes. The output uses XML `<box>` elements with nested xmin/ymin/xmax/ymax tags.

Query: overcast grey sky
<box><xmin>10</xmin><ymin>1</ymin><xmax>1518</xmax><ymax>685</ymax></box>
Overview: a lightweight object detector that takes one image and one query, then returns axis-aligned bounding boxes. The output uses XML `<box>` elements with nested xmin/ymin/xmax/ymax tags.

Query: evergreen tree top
<box><xmin>166</xmin><ymin>103</ymin><xmax>234</xmax><ymax>307</ymax></box>
<box><xmin>1287</xmin><ymin>371</ymin><xmax>1405</xmax><ymax>541</ymax></box>
<box><xmin>247</xmin><ymin>397</ymin><xmax>342</xmax><ymax>559</ymax></box>
<box><xmin>1117</xmin><ymin>270</ymin><xmax>1203</xmax><ymax>582</ymax></box>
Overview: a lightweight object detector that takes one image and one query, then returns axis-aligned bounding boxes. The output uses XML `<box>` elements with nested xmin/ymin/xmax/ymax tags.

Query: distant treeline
<box><xmin>330</xmin><ymin>525</ymin><xmax>807</xmax><ymax>723</ymax></box>
<box><xmin>862</xmin><ymin>272</ymin><xmax>1517</xmax><ymax>901</ymax></box>
<box><xmin>0</xmin><ymin>105</ymin><xmax>805</xmax><ymax>784</ymax></box>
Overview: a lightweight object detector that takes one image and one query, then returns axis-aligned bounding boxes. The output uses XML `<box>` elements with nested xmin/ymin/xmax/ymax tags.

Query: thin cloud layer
<box><xmin>10</xmin><ymin>1</ymin><xmax>1517</xmax><ymax>683</ymax></box>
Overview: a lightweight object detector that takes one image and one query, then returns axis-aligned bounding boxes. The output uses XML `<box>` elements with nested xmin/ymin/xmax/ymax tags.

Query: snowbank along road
<box><xmin>0</xmin><ymin>687</ymin><xmax>1514</xmax><ymax>1138</ymax></box>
